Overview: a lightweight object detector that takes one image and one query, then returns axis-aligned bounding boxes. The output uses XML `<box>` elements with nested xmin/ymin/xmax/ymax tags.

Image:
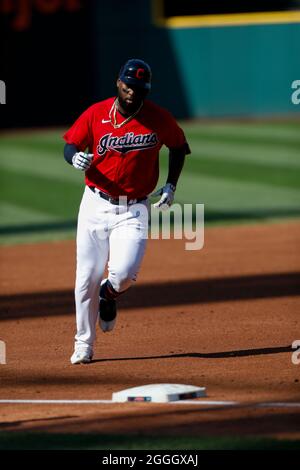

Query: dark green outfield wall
<box><xmin>93</xmin><ymin>1</ymin><xmax>300</xmax><ymax>119</ymax></box>
<box><xmin>167</xmin><ymin>23</ymin><xmax>300</xmax><ymax>117</ymax></box>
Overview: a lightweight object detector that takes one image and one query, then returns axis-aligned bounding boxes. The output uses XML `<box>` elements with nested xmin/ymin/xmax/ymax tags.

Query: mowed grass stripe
<box><xmin>0</xmin><ymin>122</ymin><xmax>299</xmax><ymax>245</ymax></box>
<box><xmin>184</xmin><ymin>122</ymin><xmax>300</xmax><ymax>144</ymax></box>
<box><xmin>186</xmin><ymin>130</ymin><xmax>300</xmax><ymax>151</ymax></box>
<box><xmin>0</xmin><ymin>168</ymin><xmax>83</xmax><ymax>218</ymax></box>
<box><xmin>187</xmin><ymin>138</ymin><xmax>300</xmax><ymax>168</ymax></box>
<box><xmin>0</xmin><ymin>129</ymin><xmax>66</xmax><ymax>145</ymax></box>
<box><xmin>0</xmin><ymin>139</ymin><xmax>63</xmax><ymax>154</ymax></box>
<box><xmin>160</xmin><ymin>146</ymin><xmax>300</xmax><ymax>192</ymax></box>
<box><xmin>0</xmin><ymin>229</ymin><xmax>76</xmax><ymax>246</ymax></box>
<box><xmin>182</xmin><ymin>154</ymin><xmax>300</xmax><ymax>190</ymax></box>
<box><xmin>0</xmin><ymin>146</ymin><xmax>84</xmax><ymax>184</ymax></box>
<box><xmin>0</xmin><ymin>202</ymin><xmax>60</xmax><ymax>226</ymax></box>
<box><xmin>156</xmin><ymin>161</ymin><xmax>300</xmax><ymax>210</ymax></box>
<box><xmin>175</xmin><ymin>171</ymin><xmax>300</xmax><ymax>208</ymax></box>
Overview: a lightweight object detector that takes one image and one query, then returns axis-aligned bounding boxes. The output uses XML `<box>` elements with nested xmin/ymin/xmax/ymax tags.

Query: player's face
<box><xmin>117</xmin><ymin>79</ymin><xmax>148</xmax><ymax>114</ymax></box>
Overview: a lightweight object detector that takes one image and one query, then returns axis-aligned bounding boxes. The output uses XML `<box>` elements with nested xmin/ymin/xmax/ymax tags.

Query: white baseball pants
<box><xmin>74</xmin><ymin>186</ymin><xmax>149</xmax><ymax>349</ymax></box>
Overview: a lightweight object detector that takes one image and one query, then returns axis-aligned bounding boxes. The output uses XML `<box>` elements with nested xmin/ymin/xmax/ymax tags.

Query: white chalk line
<box><xmin>0</xmin><ymin>399</ymin><xmax>300</xmax><ymax>408</ymax></box>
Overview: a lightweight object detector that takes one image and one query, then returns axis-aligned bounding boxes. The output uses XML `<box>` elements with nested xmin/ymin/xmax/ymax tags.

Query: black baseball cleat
<box><xmin>99</xmin><ymin>297</ymin><xmax>117</xmax><ymax>332</ymax></box>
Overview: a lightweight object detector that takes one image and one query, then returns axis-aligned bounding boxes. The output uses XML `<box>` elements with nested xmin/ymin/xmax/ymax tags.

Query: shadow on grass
<box><xmin>0</xmin><ymin>207</ymin><xmax>299</xmax><ymax>236</ymax></box>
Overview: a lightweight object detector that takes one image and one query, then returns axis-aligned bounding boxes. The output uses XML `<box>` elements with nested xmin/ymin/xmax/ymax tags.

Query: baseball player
<box><xmin>63</xmin><ymin>59</ymin><xmax>191</xmax><ymax>364</ymax></box>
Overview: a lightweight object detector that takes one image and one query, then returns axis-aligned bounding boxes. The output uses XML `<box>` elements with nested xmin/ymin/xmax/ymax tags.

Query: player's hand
<box><xmin>151</xmin><ymin>183</ymin><xmax>176</xmax><ymax>210</ymax></box>
<box><xmin>72</xmin><ymin>152</ymin><xmax>94</xmax><ymax>171</ymax></box>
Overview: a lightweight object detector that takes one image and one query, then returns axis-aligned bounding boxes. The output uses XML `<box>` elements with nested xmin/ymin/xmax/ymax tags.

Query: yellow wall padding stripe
<box><xmin>154</xmin><ymin>10</ymin><xmax>300</xmax><ymax>28</ymax></box>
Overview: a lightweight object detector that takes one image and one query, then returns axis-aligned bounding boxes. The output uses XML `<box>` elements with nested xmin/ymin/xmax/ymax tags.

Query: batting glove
<box><xmin>151</xmin><ymin>183</ymin><xmax>176</xmax><ymax>210</ymax></box>
<box><xmin>72</xmin><ymin>152</ymin><xmax>94</xmax><ymax>171</ymax></box>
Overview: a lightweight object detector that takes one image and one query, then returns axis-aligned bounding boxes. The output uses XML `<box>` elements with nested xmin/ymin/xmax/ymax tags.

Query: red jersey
<box><xmin>63</xmin><ymin>97</ymin><xmax>189</xmax><ymax>199</ymax></box>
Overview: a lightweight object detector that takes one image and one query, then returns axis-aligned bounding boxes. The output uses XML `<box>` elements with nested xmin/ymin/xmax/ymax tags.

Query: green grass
<box><xmin>0</xmin><ymin>432</ymin><xmax>299</xmax><ymax>450</ymax></box>
<box><xmin>0</xmin><ymin>122</ymin><xmax>299</xmax><ymax>245</ymax></box>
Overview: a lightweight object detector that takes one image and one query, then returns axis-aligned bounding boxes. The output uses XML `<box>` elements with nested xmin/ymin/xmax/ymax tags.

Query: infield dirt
<box><xmin>0</xmin><ymin>221</ymin><xmax>299</xmax><ymax>439</ymax></box>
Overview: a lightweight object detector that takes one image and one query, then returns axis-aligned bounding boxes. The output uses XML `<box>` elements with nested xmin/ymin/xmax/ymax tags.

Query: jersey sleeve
<box><xmin>63</xmin><ymin>105</ymin><xmax>94</xmax><ymax>151</ymax></box>
<box><xmin>160</xmin><ymin>110</ymin><xmax>191</xmax><ymax>154</ymax></box>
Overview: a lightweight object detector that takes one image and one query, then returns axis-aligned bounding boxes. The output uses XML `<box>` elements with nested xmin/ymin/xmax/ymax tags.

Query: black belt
<box><xmin>88</xmin><ymin>186</ymin><xmax>146</xmax><ymax>205</ymax></box>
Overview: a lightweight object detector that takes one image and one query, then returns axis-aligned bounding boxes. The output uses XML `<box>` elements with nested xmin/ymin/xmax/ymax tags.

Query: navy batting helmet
<box><xmin>119</xmin><ymin>59</ymin><xmax>152</xmax><ymax>91</ymax></box>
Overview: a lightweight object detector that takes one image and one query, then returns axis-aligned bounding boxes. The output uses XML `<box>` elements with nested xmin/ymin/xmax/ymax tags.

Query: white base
<box><xmin>112</xmin><ymin>383</ymin><xmax>206</xmax><ymax>403</ymax></box>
